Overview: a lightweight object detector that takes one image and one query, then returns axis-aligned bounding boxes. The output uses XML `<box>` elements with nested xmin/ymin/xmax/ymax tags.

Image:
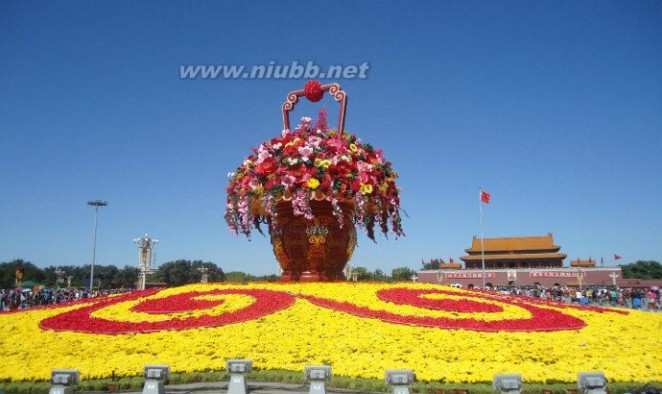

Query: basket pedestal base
<box><xmin>270</xmin><ymin>200</ymin><xmax>356</xmax><ymax>282</ymax></box>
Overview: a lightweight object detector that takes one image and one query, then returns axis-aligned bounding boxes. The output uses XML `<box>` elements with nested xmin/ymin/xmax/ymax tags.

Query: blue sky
<box><xmin>1</xmin><ymin>1</ymin><xmax>660</xmax><ymax>275</ymax></box>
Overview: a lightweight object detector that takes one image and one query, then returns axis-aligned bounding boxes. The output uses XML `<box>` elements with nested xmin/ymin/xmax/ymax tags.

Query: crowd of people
<box><xmin>0</xmin><ymin>287</ymin><xmax>133</xmax><ymax>311</ymax></box>
<box><xmin>492</xmin><ymin>285</ymin><xmax>661</xmax><ymax>311</ymax></box>
<box><xmin>2</xmin><ymin>284</ymin><xmax>660</xmax><ymax>312</ymax></box>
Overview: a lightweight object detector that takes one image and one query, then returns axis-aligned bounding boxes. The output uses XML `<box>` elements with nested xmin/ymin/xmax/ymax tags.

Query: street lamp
<box><xmin>133</xmin><ymin>234</ymin><xmax>159</xmax><ymax>290</ymax></box>
<box><xmin>87</xmin><ymin>200</ymin><xmax>108</xmax><ymax>292</ymax></box>
<box><xmin>576</xmin><ymin>268</ymin><xmax>585</xmax><ymax>291</ymax></box>
<box><xmin>197</xmin><ymin>266</ymin><xmax>209</xmax><ymax>283</ymax></box>
<box><xmin>54</xmin><ymin>268</ymin><xmax>64</xmax><ymax>289</ymax></box>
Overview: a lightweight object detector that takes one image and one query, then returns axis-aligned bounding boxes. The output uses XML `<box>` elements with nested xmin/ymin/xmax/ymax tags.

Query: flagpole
<box><xmin>480</xmin><ymin>188</ymin><xmax>486</xmax><ymax>288</ymax></box>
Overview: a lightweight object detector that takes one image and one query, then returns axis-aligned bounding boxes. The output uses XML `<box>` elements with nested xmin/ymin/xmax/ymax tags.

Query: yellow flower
<box><xmin>285</xmin><ymin>137</ymin><xmax>301</xmax><ymax>148</ymax></box>
<box><xmin>1</xmin><ymin>282</ymin><xmax>661</xmax><ymax>384</ymax></box>
<box><xmin>314</xmin><ymin>158</ymin><xmax>331</xmax><ymax>169</ymax></box>
<box><xmin>349</xmin><ymin>143</ymin><xmax>358</xmax><ymax>153</ymax></box>
<box><xmin>378</xmin><ymin>182</ymin><xmax>389</xmax><ymax>192</ymax></box>
<box><xmin>307</xmin><ymin>178</ymin><xmax>320</xmax><ymax>190</ymax></box>
<box><xmin>359</xmin><ymin>183</ymin><xmax>373</xmax><ymax>195</ymax></box>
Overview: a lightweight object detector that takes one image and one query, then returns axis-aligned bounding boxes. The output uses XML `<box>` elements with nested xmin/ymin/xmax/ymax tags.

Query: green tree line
<box><xmin>0</xmin><ymin>259</ymin><xmax>420</xmax><ymax>289</ymax></box>
<box><xmin>0</xmin><ymin>259</ymin><xmax>227</xmax><ymax>289</ymax></box>
<box><xmin>3</xmin><ymin>258</ymin><xmax>658</xmax><ymax>289</ymax></box>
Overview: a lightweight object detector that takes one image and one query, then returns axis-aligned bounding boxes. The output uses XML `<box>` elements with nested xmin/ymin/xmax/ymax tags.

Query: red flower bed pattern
<box><xmin>300</xmin><ymin>288</ymin><xmax>587</xmax><ymax>332</ymax></box>
<box><xmin>36</xmin><ymin>286</ymin><xmax>628</xmax><ymax>334</ymax></box>
<box><xmin>40</xmin><ymin>288</ymin><xmax>295</xmax><ymax>334</ymax></box>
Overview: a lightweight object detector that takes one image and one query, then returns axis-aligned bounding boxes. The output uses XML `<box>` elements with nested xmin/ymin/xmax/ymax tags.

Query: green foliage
<box><xmin>0</xmin><ymin>259</ymin><xmax>47</xmax><ymax>288</ymax></box>
<box><xmin>351</xmin><ymin>266</ymin><xmax>372</xmax><ymax>281</ymax></box>
<box><xmin>225</xmin><ymin>271</ymin><xmax>256</xmax><ymax>283</ymax></box>
<box><xmin>371</xmin><ymin>268</ymin><xmax>392</xmax><ymax>282</ymax></box>
<box><xmin>0</xmin><ymin>259</ymin><xmax>229</xmax><ymax>290</ymax></box>
<box><xmin>422</xmin><ymin>259</ymin><xmax>442</xmax><ymax>270</ymax></box>
<box><xmin>621</xmin><ymin>260</ymin><xmax>662</xmax><ymax>279</ymax></box>
<box><xmin>392</xmin><ymin>266</ymin><xmax>417</xmax><ymax>282</ymax></box>
<box><xmin>155</xmin><ymin>259</ymin><xmax>226</xmax><ymax>286</ymax></box>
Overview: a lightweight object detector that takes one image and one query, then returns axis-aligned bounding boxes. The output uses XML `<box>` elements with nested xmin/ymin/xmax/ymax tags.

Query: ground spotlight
<box><xmin>492</xmin><ymin>373</ymin><xmax>522</xmax><ymax>394</ymax></box>
<box><xmin>49</xmin><ymin>369</ymin><xmax>79</xmax><ymax>394</ymax></box>
<box><xmin>226</xmin><ymin>359</ymin><xmax>252</xmax><ymax>394</ymax></box>
<box><xmin>577</xmin><ymin>372</ymin><xmax>607</xmax><ymax>394</ymax></box>
<box><xmin>304</xmin><ymin>365</ymin><xmax>332</xmax><ymax>394</ymax></box>
<box><xmin>142</xmin><ymin>364</ymin><xmax>170</xmax><ymax>394</ymax></box>
<box><xmin>385</xmin><ymin>369</ymin><xmax>416</xmax><ymax>394</ymax></box>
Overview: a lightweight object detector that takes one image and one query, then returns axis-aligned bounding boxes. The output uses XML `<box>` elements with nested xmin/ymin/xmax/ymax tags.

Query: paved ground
<box><xmin>96</xmin><ymin>381</ymin><xmax>377</xmax><ymax>394</ymax></box>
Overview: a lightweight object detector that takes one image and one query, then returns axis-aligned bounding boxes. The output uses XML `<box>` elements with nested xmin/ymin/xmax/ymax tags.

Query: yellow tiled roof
<box><xmin>461</xmin><ymin>252</ymin><xmax>567</xmax><ymax>261</ymax></box>
<box><xmin>570</xmin><ymin>259</ymin><xmax>596</xmax><ymax>267</ymax></box>
<box><xmin>465</xmin><ymin>233</ymin><xmax>561</xmax><ymax>253</ymax></box>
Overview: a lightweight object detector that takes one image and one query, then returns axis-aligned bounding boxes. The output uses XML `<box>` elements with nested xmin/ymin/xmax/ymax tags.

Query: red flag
<box><xmin>614</xmin><ymin>254</ymin><xmax>622</xmax><ymax>260</ymax></box>
<box><xmin>480</xmin><ymin>190</ymin><xmax>491</xmax><ymax>204</ymax></box>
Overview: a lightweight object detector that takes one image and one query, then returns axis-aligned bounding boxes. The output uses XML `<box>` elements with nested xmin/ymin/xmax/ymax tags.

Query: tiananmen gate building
<box><xmin>460</xmin><ymin>233</ymin><xmax>565</xmax><ymax>269</ymax></box>
<box><xmin>416</xmin><ymin>233</ymin><xmax>637</xmax><ymax>288</ymax></box>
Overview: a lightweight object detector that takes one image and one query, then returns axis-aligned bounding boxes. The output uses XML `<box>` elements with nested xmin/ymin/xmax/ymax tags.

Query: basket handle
<box><xmin>282</xmin><ymin>82</ymin><xmax>347</xmax><ymax>138</ymax></box>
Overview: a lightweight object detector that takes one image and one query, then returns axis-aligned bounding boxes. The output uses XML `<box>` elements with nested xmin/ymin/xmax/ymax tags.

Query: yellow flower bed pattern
<box><xmin>1</xmin><ymin>282</ymin><xmax>661</xmax><ymax>384</ymax></box>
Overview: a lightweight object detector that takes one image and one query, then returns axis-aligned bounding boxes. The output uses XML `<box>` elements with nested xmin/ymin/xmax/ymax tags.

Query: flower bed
<box><xmin>1</xmin><ymin>282</ymin><xmax>661</xmax><ymax>384</ymax></box>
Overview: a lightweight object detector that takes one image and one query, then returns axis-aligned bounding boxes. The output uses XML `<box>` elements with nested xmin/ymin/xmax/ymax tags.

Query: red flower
<box><xmin>304</xmin><ymin>80</ymin><xmax>324</xmax><ymax>102</ymax></box>
<box><xmin>255</xmin><ymin>157</ymin><xmax>277</xmax><ymax>176</ymax></box>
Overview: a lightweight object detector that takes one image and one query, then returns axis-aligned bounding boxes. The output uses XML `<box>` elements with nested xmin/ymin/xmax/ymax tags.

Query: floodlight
<box><xmin>142</xmin><ymin>365</ymin><xmax>170</xmax><ymax>394</ymax></box>
<box><xmin>227</xmin><ymin>359</ymin><xmax>253</xmax><ymax>374</ymax></box>
<box><xmin>304</xmin><ymin>365</ymin><xmax>332</xmax><ymax>381</ymax></box>
<box><xmin>226</xmin><ymin>359</ymin><xmax>252</xmax><ymax>394</ymax></box>
<box><xmin>385</xmin><ymin>369</ymin><xmax>416</xmax><ymax>394</ymax></box>
<box><xmin>49</xmin><ymin>369</ymin><xmax>79</xmax><ymax>394</ymax></box>
<box><xmin>492</xmin><ymin>374</ymin><xmax>522</xmax><ymax>394</ymax></box>
<box><xmin>577</xmin><ymin>372</ymin><xmax>607</xmax><ymax>394</ymax></box>
<box><xmin>304</xmin><ymin>365</ymin><xmax>332</xmax><ymax>394</ymax></box>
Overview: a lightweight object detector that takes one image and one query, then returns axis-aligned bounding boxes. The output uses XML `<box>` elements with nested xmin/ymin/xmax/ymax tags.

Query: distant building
<box><xmin>570</xmin><ymin>258</ymin><xmax>597</xmax><ymax>268</ymax></box>
<box><xmin>460</xmin><ymin>233</ymin><xmax>566</xmax><ymax>269</ymax></box>
<box><xmin>416</xmin><ymin>233</ymin><xmax>657</xmax><ymax>288</ymax></box>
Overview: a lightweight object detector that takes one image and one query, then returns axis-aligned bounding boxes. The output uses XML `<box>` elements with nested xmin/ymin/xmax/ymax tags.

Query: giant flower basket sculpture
<box><xmin>225</xmin><ymin>81</ymin><xmax>404</xmax><ymax>281</ymax></box>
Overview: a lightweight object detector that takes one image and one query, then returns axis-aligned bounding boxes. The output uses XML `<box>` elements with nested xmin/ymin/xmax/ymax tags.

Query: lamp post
<box><xmin>609</xmin><ymin>272</ymin><xmax>619</xmax><ymax>288</ymax></box>
<box><xmin>87</xmin><ymin>200</ymin><xmax>108</xmax><ymax>292</ymax></box>
<box><xmin>197</xmin><ymin>266</ymin><xmax>209</xmax><ymax>283</ymax></box>
<box><xmin>576</xmin><ymin>268</ymin><xmax>585</xmax><ymax>291</ymax></box>
<box><xmin>133</xmin><ymin>234</ymin><xmax>158</xmax><ymax>290</ymax></box>
<box><xmin>54</xmin><ymin>268</ymin><xmax>64</xmax><ymax>289</ymax></box>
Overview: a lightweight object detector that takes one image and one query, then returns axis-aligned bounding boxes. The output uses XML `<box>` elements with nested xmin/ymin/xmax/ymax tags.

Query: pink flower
<box><xmin>308</xmin><ymin>135</ymin><xmax>323</xmax><ymax>149</ymax></box>
<box><xmin>257</xmin><ymin>149</ymin><xmax>272</xmax><ymax>163</ymax></box>
<box><xmin>298</xmin><ymin>145</ymin><xmax>313</xmax><ymax>161</ymax></box>
<box><xmin>357</xmin><ymin>161</ymin><xmax>373</xmax><ymax>172</ymax></box>
<box><xmin>281</xmin><ymin>175</ymin><xmax>296</xmax><ymax>189</ymax></box>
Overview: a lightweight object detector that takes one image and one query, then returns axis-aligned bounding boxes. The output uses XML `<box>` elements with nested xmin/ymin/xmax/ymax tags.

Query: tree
<box><xmin>621</xmin><ymin>260</ymin><xmax>662</xmax><ymax>279</ymax></box>
<box><xmin>155</xmin><ymin>260</ymin><xmax>224</xmax><ymax>286</ymax></box>
<box><xmin>372</xmin><ymin>268</ymin><xmax>390</xmax><ymax>282</ymax></box>
<box><xmin>0</xmin><ymin>259</ymin><xmax>46</xmax><ymax>288</ymax></box>
<box><xmin>351</xmin><ymin>266</ymin><xmax>371</xmax><ymax>281</ymax></box>
<box><xmin>422</xmin><ymin>259</ymin><xmax>443</xmax><ymax>270</ymax></box>
<box><xmin>95</xmin><ymin>265</ymin><xmax>120</xmax><ymax>288</ymax></box>
<box><xmin>225</xmin><ymin>271</ymin><xmax>256</xmax><ymax>283</ymax></box>
<box><xmin>156</xmin><ymin>260</ymin><xmax>195</xmax><ymax>286</ymax></box>
<box><xmin>392</xmin><ymin>267</ymin><xmax>416</xmax><ymax>282</ymax></box>
<box><xmin>117</xmin><ymin>266</ymin><xmax>140</xmax><ymax>288</ymax></box>
<box><xmin>191</xmin><ymin>260</ymin><xmax>226</xmax><ymax>282</ymax></box>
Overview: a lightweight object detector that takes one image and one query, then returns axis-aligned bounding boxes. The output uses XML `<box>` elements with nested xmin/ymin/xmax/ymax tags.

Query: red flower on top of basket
<box><xmin>225</xmin><ymin>109</ymin><xmax>404</xmax><ymax>241</ymax></box>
